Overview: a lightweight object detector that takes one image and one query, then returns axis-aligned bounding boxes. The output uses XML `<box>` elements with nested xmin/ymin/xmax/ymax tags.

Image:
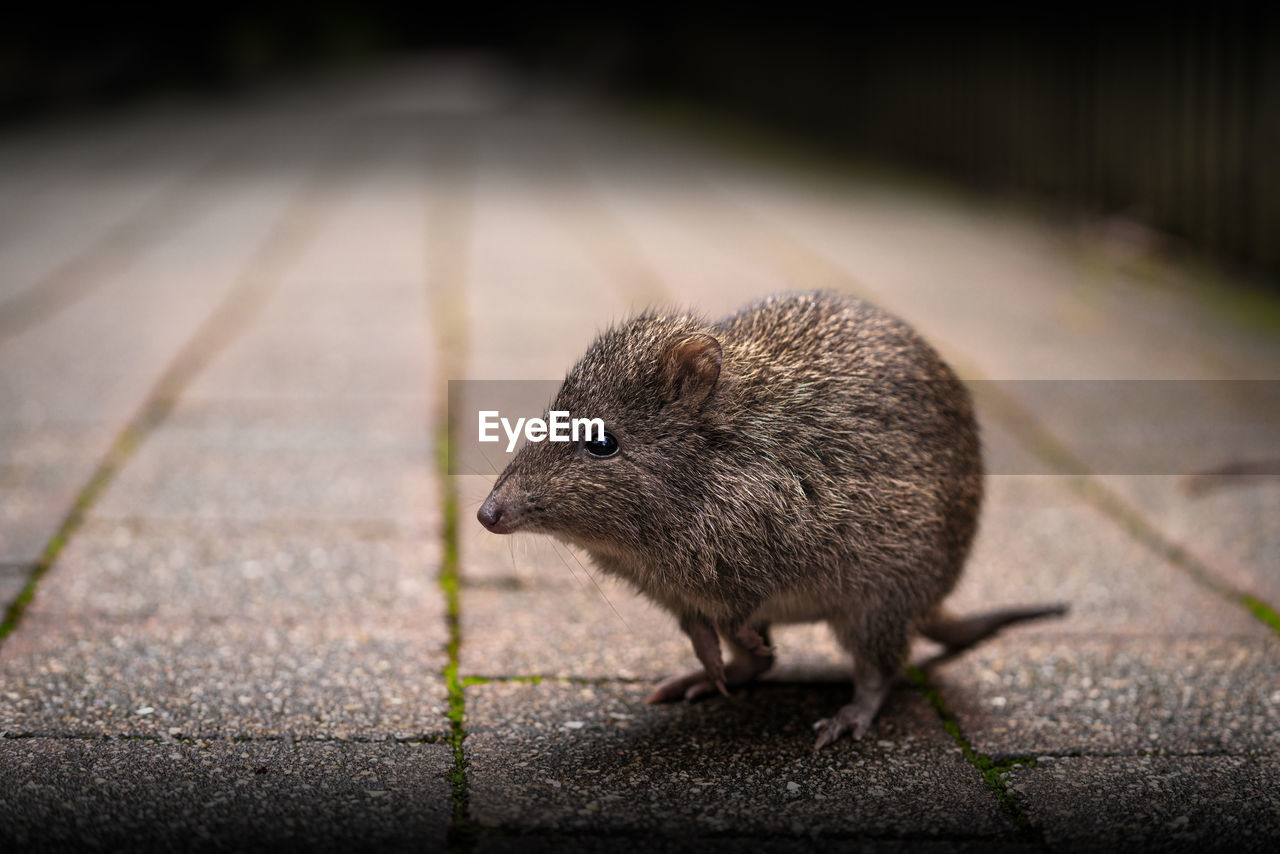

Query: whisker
<box><xmin>477</xmin><ymin>446</ymin><xmax>503</xmax><ymax>476</ymax></box>
<box><xmin>553</xmin><ymin>540</ymin><xmax>631</xmax><ymax>631</ymax></box>
<box><xmin>547</xmin><ymin>537</ymin><xmax>586</xmax><ymax>587</ymax></box>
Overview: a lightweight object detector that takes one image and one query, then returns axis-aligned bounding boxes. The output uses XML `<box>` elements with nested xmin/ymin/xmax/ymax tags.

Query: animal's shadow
<box><xmin>563</xmin><ymin>659</ymin><xmax>957</xmax><ymax>760</ymax></box>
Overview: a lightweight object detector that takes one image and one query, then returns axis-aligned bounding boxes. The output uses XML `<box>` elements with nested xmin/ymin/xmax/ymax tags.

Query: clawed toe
<box><xmin>811</xmin><ymin>707</ymin><xmax>872</xmax><ymax>749</ymax></box>
<box><xmin>646</xmin><ymin>671</ymin><xmax>730</xmax><ymax>704</ymax></box>
<box><xmin>813</xmin><ymin>718</ymin><xmax>858</xmax><ymax>750</ymax></box>
<box><xmin>812</xmin><ymin>718</ymin><xmax>842</xmax><ymax>750</ymax></box>
<box><xmin>646</xmin><ymin>671</ymin><xmax>708</xmax><ymax>704</ymax></box>
<box><xmin>646</xmin><ymin>677</ymin><xmax>693</xmax><ymax>704</ymax></box>
<box><xmin>682</xmin><ymin>678</ymin><xmax>726</xmax><ymax>701</ymax></box>
<box><xmin>731</xmin><ymin>625</ymin><xmax>773</xmax><ymax>657</ymax></box>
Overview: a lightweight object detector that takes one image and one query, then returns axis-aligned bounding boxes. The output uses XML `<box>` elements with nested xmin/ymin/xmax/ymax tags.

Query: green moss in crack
<box><xmin>907</xmin><ymin>666</ymin><xmax>1045</xmax><ymax>842</ymax></box>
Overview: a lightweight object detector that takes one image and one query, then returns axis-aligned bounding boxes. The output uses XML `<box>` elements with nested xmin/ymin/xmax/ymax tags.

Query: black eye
<box><xmin>584</xmin><ymin>431</ymin><xmax>619</xmax><ymax>458</ymax></box>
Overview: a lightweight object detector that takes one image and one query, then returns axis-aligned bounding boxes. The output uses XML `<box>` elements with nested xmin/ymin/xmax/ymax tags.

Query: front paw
<box><xmin>645</xmin><ymin>670</ymin><xmax>729</xmax><ymax>704</ymax></box>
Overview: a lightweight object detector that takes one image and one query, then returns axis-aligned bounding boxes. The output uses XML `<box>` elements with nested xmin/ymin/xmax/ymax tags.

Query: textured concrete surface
<box><xmin>0</xmin><ymin>738</ymin><xmax>454</xmax><ymax>853</ymax></box>
<box><xmin>946</xmin><ymin>476</ymin><xmax>1269</xmax><ymax>638</ymax></box>
<box><xmin>0</xmin><ymin>425</ymin><xmax>115</xmax><ymax>563</ymax></box>
<box><xmin>465</xmin><ymin>681</ymin><xmax>1014</xmax><ymax>841</ymax></box>
<box><xmin>1007</xmin><ymin>756</ymin><xmax>1280</xmax><ymax>853</ymax></box>
<box><xmin>0</xmin><ymin>564</ymin><xmax>26</xmax><ymax>606</ymax></box>
<box><xmin>475</xmin><ymin>839</ymin><xmax>1042</xmax><ymax>854</ymax></box>
<box><xmin>934</xmin><ymin>636</ymin><xmax>1280</xmax><ymax>758</ymax></box>
<box><xmin>1100</xmin><ymin>473</ymin><xmax>1280</xmax><ymax>608</ymax></box>
<box><xmin>1</xmin><ymin>55</ymin><xmax>1276</xmax><ymax>851</ymax></box>
<box><xmin>0</xmin><ymin>612</ymin><xmax>448</xmax><ymax>740</ymax></box>
<box><xmin>25</xmin><ymin>519</ymin><xmax>439</xmax><ymax>621</ymax></box>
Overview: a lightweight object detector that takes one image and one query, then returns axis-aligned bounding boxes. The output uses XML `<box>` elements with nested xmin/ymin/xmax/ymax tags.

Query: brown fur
<box><xmin>478</xmin><ymin>292</ymin><xmax>1064</xmax><ymax>747</ymax></box>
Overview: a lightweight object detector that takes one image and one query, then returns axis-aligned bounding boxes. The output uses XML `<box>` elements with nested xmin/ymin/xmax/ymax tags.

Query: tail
<box><xmin>920</xmin><ymin>603</ymin><xmax>1068</xmax><ymax>650</ymax></box>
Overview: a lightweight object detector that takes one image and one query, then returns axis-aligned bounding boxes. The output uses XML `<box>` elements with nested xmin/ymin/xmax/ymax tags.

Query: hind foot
<box><xmin>649</xmin><ymin>616</ymin><xmax>775</xmax><ymax>703</ymax></box>
<box><xmin>812</xmin><ymin>659</ymin><xmax>892</xmax><ymax>749</ymax></box>
<box><xmin>646</xmin><ymin>669</ymin><xmax>728</xmax><ymax>703</ymax></box>
<box><xmin>812</xmin><ymin>703</ymin><xmax>877</xmax><ymax>749</ymax></box>
<box><xmin>645</xmin><ymin>655</ymin><xmax>772</xmax><ymax>703</ymax></box>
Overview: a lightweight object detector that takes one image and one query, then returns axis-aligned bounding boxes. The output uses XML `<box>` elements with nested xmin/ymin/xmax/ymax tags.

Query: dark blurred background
<box><xmin>3</xmin><ymin>3</ymin><xmax>1278</xmax><ymax>282</ymax></box>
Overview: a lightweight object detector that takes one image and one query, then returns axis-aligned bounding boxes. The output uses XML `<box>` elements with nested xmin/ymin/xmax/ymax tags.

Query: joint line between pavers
<box><xmin>464</xmin><ymin>825</ymin><xmax>1016</xmax><ymax>845</ymax></box>
<box><xmin>459</xmin><ymin>674</ymin><xmax>654</xmax><ymax>687</ymax></box>
<box><xmin>544</xmin><ymin>154</ymin><xmax>672</xmax><ymax>308</ymax></box>
<box><xmin>0</xmin><ymin>145</ymin><xmax>251</xmax><ymax>345</ymax></box>
<box><xmin>981</xmin><ymin>384</ymin><xmax>1280</xmax><ymax>639</ymax></box>
<box><xmin>437</xmin><ymin>425</ymin><xmax>469</xmax><ymax>840</ymax></box>
<box><xmin>424</xmin><ymin>147</ymin><xmax>476</xmax><ymax>851</ymax></box>
<box><xmin>0</xmin><ymin>139</ymin><xmax>352</xmax><ymax>647</ymax></box>
<box><xmin>0</xmin><ymin>563</ymin><xmax>37</xmax><ymax>576</ymax></box>
<box><xmin>907</xmin><ymin>666</ymin><xmax>1048</xmax><ymax>845</ymax></box>
<box><xmin>1</xmin><ymin>731</ymin><xmax>448</xmax><ymax>745</ymax></box>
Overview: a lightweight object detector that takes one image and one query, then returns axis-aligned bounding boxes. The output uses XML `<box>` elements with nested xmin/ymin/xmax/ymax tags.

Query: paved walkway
<box><xmin>1</xmin><ymin>56</ymin><xmax>1277</xmax><ymax>852</ymax></box>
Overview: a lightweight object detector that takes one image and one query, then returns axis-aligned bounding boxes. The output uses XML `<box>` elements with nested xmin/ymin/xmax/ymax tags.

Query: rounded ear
<box><xmin>661</xmin><ymin>333</ymin><xmax>722</xmax><ymax>407</ymax></box>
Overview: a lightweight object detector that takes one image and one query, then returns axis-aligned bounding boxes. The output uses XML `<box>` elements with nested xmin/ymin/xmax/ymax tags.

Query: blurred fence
<box><xmin>5</xmin><ymin>6</ymin><xmax>1277</xmax><ymax>280</ymax></box>
<box><xmin>641</xmin><ymin>7</ymin><xmax>1280</xmax><ymax>280</ymax></box>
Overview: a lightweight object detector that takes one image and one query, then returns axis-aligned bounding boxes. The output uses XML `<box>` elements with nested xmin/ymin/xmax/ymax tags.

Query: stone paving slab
<box><xmin>0</xmin><ymin>496</ymin><xmax>64</xmax><ymax>567</ymax></box>
<box><xmin>946</xmin><ymin>476</ymin><xmax>1267</xmax><ymax>637</ymax></box>
<box><xmin>993</xmin><ymin>379</ymin><xmax>1280</xmax><ymax>476</ymax></box>
<box><xmin>475</xmin><ymin>838</ymin><xmax>1042</xmax><ymax>854</ymax></box>
<box><xmin>465</xmin><ymin>681</ymin><xmax>1013</xmax><ymax>839</ymax></box>
<box><xmin>249</xmin><ymin>276</ymin><xmax>432</xmax><ymax>331</ymax></box>
<box><xmin>465</xmin><ymin>156</ymin><xmax>635</xmax><ymax>379</ymax></box>
<box><xmin>184</xmin><ymin>160</ymin><xmax>435</xmax><ymax>402</ymax></box>
<box><xmin>461</xmin><ymin>581</ymin><xmax>690</xmax><ymax>681</ymax></box>
<box><xmin>1073</xmin><ymin>260</ymin><xmax>1280</xmax><ymax>380</ymax></box>
<box><xmin>0</xmin><ymin>152</ymin><xmax>224</xmax><ymax>304</ymax></box>
<box><xmin>22</xmin><ymin>519</ymin><xmax>440</xmax><ymax>624</ymax></box>
<box><xmin>142</xmin><ymin>396</ymin><xmax>433</xmax><ymax>458</ymax></box>
<box><xmin>189</xmin><ymin>325</ymin><xmax>434</xmax><ymax>401</ymax></box>
<box><xmin>0</xmin><ymin>145</ymin><xmax>330</xmax><ymax>567</ymax></box>
<box><xmin>3</xmin><ymin>521</ymin><xmax>447</xmax><ymax>741</ymax></box>
<box><xmin>1099</xmin><ymin>474</ymin><xmax>1280</xmax><ymax>610</ymax></box>
<box><xmin>702</xmin><ymin>169</ymin><xmax>1270</xmax><ymax>383</ymax></box>
<box><xmin>0</xmin><ymin>250</ymin><xmax>233</xmax><ymax>425</ymax></box>
<box><xmin>983</xmin><ymin>384</ymin><xmax>1280</xmax><ymax>620</ymax></box>
<box><xmin>0</xmin><ymin>564</ymin><xmax>26</xmax><ymax>607</ymax></box>
<box><xmin>103</xmin><ymin>396</ymin><xmax>435</xmax><ymax>506</ymax></box>
<box><xmin>575</xmin><ymin>163</ymin><xmax>795</xmax><ymax>313</ymax></box>
<box><xmin>976</xmin><ymin>413</ymin><xmax>1055</xmax><ymax>477</ymax></box>
<box><xmin>460</xmin><ymin>580</ymin><xmax>854</xmax><ymax>683</ymax></box>
<box><xmin>0</xmin><ymin>737</ymin><xmax>454</xmax><ymax>853</ymax></box>
<box><xmin>1007</xmin><ymin>755</ymin><xmax>1280</xmax><ymax>852</ymax></box>
<box><xmin>0</xmin><ymin>424</ymin><xmax>116</xmax><ymax>491</ymax></box>
<box><xmin>465</xmin><ymin>680</ymin><xmax>1014</xmax><ymax>841</ymax></box>
<box><xmin>0</xmin><ymin>612</ymin><xmax>448</xmax><ymax>740</ymax></box>
<box><xmin>933</xmin><ymin>636</ymin><xmax>1280</xmax><ymax>758</ymax></box>
<box><xmin>456</xmin><ymin>510</ymin><xmax>570</xmax><ymax>585</ymax></box>
<box><xmin>0</xmin><ymin>426</ymin><xmax>130</xmax><ymax>571</ymax></box>
<box><xmin>0</xmin><ymin>136</ymin><xmax>320</xmax><ymax>362</ymax></box>
<box><xmin>91</xmin><ymin>441</ymin><xmax>434</xmax><ymax>533</ymax></box>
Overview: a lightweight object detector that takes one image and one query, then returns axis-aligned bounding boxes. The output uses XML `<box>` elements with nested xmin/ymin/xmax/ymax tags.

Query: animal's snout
<box><xmin>477</xmin><ymin>493</ymin><xmax>507</xmax><ymax>532</ymax></box>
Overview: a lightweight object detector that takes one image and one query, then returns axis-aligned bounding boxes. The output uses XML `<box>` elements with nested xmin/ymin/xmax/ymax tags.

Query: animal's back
<box><xmin>708</xmin><ymin>292</ymin><xmax>983</xmax><ymax>623</ymax></box>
